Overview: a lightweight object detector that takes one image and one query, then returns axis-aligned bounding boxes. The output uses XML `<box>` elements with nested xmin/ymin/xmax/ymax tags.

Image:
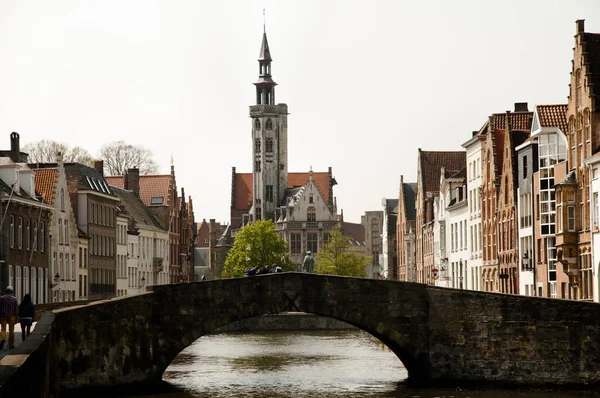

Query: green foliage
<box><xmin>223</xmin><ymin>220</ymin><xmax>294</xmax><ymax>278</ymax></box>
<box><xmin>315</xmin><ymin>226</ymin><xmax>370</xmax><ymax>277</ymax></box>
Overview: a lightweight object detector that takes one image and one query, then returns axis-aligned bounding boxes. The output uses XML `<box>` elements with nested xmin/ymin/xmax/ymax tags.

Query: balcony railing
<box><xmin>276</xmin><ymin>221</ymin><xmax>339</xmax><ymax>230</ymax></box>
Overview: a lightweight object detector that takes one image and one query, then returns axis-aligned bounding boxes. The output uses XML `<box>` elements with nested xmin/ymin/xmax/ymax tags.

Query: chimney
<box><xmin>125</xmin><ymin>167</ymin><xmax>140</xmax><ymax>196</ymax></box>
<box><xmin>576</xmin><ymin>19</ymin><xmax>585</xmax><ymax>34</ymax></box>
<box><xmin>514</xmin><ymin>102</ymin><xmax>528</xmax><ymax>112</ymax></box>
<box><xmin>209</xmin><ymin>219</ymin><xmax>217</xmax><ymax>247</ymax></box>
<box><xmin>94</xmin><ymin>160</ymin><xmax>104</xmax><ymax>176</ymax></box>
<box><xmin>10</xmin><ymin>132</ymin><xmax>20</xmax><ymax>163</ymax></box>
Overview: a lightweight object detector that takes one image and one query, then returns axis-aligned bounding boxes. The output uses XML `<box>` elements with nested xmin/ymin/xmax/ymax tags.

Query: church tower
<box><xmin>250</xmin><ymin>27</ymin><xmax>288</xmax><ymax>221</ymax></box>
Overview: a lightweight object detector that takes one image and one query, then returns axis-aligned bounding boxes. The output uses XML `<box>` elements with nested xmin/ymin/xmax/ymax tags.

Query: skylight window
<box><xmin>151</xmin><ymin>197</ymin><xmax>164</xmax><ymax>205</ymax></box>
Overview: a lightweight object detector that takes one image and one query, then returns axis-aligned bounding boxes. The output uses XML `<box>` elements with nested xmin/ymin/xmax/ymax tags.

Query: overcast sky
<box><xmin>0</xmin><ymin>1</ymin><xmax>599</xmax><ymax>224</ymax></box>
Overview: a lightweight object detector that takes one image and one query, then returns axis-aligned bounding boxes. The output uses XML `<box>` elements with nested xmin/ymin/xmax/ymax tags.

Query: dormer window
<box><xmin>151</xmin><ymin>197</ymin><xmax>164</xmax><ymax>205</ymax></box>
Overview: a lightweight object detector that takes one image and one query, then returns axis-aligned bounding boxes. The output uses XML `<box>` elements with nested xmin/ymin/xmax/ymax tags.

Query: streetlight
<box><xmin>521</xmin><ymin>252</ymin><xmax>530</xmax><ymax>271</ymax></box>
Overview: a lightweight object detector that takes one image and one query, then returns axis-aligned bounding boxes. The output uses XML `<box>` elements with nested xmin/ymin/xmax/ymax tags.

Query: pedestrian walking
<box><xmin>18</xmin><ymin>294</ymin><xmax>35</xmax><ymax>342</ymax></box>
<box><xmin>0</xmin><ymin>286</ymin><xmax>18</xmax><ymax>349</ymax></box>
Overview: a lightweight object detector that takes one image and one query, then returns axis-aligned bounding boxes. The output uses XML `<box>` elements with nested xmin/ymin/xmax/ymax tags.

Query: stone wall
<box><xmin>42</xmin><ymin>273</ymin><xmax>600</xmax><ymax>393</ymax></box>
<box><xmin>0</xmin><ymin>312</ymin><xmax>54</xmax><ymax>398</ymax></box>
<box><xmin>212</xmin><ymin>313</ymin><xmax>355</xmax><ymax>333</ymax></box>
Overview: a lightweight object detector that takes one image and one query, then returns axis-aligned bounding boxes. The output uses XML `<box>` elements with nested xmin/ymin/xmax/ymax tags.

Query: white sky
<box><xmin>0</xmin><ymin>1</ymin><xmax>599</xmax><ymax>224</ymax></box>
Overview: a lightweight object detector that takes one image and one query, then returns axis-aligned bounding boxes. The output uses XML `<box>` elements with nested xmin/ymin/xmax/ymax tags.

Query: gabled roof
<box><xmin>111</xmin><ymin>187</ymin><xmax>166</xmax><ymax>231</ymax></box>
<box><xmin>106</xmin><ymin>174</ymin><xmax>172</xmax><ymax>207</ymax></box>
<box><xmin>343</xmin><ymin>221</ymin><xmax>365</xmax><ymax>243</ymax></box>
<box><xmin>232</xmin><ymin>171</ymin><xmax>332</xmax><ymax>213</ymax></box>
<box><xmin>490</xmin><ymin>112</ymin><xmax>533</xmax><ymax>131</ymax></box>
<box><xmin>403</xmin><ymin>183</ymin><xmax>417</xmax><ymax>221</ymax></box>
<box><xmin>537</xmin><ymin>104</ymin><xmax>568</xmax><ymax>132</ymax></box>
<box><xmin>419</xmin><ymin>151</ymin><xmax>466</xmax><ymax>194</ymax></box>
<box><xmin>582</xmin><ymin>31</ymin><xmax>600</xmax><ymax>112</ymax></box>
<box><xmin>64</xmin><ymin>163</ymin><xmax>114</xmax><ymax>196</ymax></box>
<box><xmin>33</xmin><ymin>168</ymin><xmax>57</xmax><ymax>205</ymax></box>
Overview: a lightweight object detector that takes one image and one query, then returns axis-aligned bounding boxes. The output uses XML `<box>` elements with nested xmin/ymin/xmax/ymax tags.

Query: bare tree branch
<box><xmin>99</xmin><ymin>140</ymin><xmax>158</xmax><ymax>176</ymax></box>
<box><xmin>23</xmin><ymin>140</ymin><xmax>94</xmax><ymax>166</ymax></box>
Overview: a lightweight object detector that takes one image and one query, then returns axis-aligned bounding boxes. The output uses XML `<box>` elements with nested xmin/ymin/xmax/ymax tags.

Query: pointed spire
<box><xmin>258</xmin><ymin>31</ymin><xmax>272</xmax><ymax>61</ymax></box>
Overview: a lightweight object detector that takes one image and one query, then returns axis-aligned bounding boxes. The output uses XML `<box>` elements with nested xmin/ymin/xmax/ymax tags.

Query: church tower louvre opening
<box><xmin>251</xmin><ymin>25</ymin><xmax>289</xmax><ymax>221</ymax></box>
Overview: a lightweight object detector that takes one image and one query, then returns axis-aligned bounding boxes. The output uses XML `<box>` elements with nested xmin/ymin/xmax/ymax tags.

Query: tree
<box><xmin>23</xmin><ymin>140</ymin><xmax>94</xmax><ymax>165</ymax></box>
<box><xmin>223</xmin><ymin>220</ymin><xmax>294</xmax><ymax>278</ymax></box>
<box><xmin>315</xmin><ymin>226</ymin><xmax>370</xmax><ymax>277</ymax></box>
<box><xmin>99</xmin><ymin>140</ymin><xmax>158</xmax><ymax>176</ymax></box>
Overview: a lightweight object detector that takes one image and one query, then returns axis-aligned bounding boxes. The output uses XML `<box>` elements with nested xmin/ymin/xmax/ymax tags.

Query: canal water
<box><xmin>94</xmin><ymin>330</ymin><xmax>600</xmax><ymax>398</ymax></box>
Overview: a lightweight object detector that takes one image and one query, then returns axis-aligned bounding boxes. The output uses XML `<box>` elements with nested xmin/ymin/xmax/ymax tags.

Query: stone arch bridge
<box><xmin>50</xmin><ymin>273</ymin><xmax>600</xmax><ymax>391</ymax></box>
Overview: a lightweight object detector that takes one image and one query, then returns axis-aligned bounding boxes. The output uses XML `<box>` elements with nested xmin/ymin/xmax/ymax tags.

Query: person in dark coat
<box><xmin>18</xmin><ymin>294</ymin><xmax>35</xmax><ymax>342</ymax></box>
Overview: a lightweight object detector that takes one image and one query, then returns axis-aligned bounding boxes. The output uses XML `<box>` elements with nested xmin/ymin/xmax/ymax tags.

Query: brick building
<box><xmin>396</xmin><ymin>176</ymin><xmax>417</xmax><ymax>282</ymax></box>
<box><xmin>415</xmin><ymin>150</ymin><xmax>465</xmax><ymax>285</ymax></box>
<box><xmin>0</xmin><ymin>133</ymin><xmax>52</xmax><ymax>303</ymax></box>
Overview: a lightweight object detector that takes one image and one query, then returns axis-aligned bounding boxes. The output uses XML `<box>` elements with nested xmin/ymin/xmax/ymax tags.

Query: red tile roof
<box><xmin>537</xmin><ymin>104</ymin><xmax>568</xmax><ymax>132</ymax></box>
<box><xmin>232</xmin><ymin>171</ymin><xmax>331</xmax><ymax>212</ymax></box>
<box><xmin>419</xmin><ymin>151</ymin><xmax>466</xmax><ymax>194</ymax></box>
<box><xmin>490</xmin><ymin>112</ymin><xmax>533</xmax><ymax>131</ymax></box>
<box><xmin>106</xmin><ymin>175</ymin><xmax>173</xmax><ymax>207</ymax></box>
<box><xmin>33</xmin><ymin>168</ymin><xmax>57</xmax><ymax>205</ymax></box>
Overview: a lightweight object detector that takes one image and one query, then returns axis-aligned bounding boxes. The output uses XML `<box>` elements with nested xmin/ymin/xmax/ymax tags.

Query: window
<box><xmin>60</xmin><ymin>189</ymin><xmax>65</xmax><ymax>211</ymax></box>
<box><xmin>523</xmin><ymin>155</ymin><xmax>528</xmax><ymax>178</ymax></box>
<box><xmin>309</xmin><ymin>193</ymin><xmax>314</xmax><ymax>204</ymax></box>
<box><xmin>254</xmin><ymin>119</ymin><xmax>260</xmax><ymax>129</ymax></box>
<box><xmin>266</xmin><ymin>185</ymin><xmax>273</xmax><ymax>202</ymax></box>
<box><xmin>255</xmin><ymin>138</ymin><xmax>261</xmax><ymax>152</ymax></box>
<box><xmin>18</xmin><ymin>217</ymin><xmax>22</xmax><ymax>249</ymax></box>
<box><xmin>151</xmin><ymin>197</ymin><xmax>164</xmax><ymax>205</ymax></box>
<box><xmin>41</xmin><ymin>222</ymin><xmax>45</xmax><ymax>252</ymax></box>
<box><xmin>307</xmin><ymin>232</ymin><xmax>318</xmax><ymax>253</ymax></box>
<box><xmin>9</xmin><ymin>216</ymin><xmax>14</xmax><ymax>248</ymax></box>
<box><xmin>255</xmin><ymin>160</ymin><xmax>261</xmax><ymax>172</ymax></box>
<box><xmin>323</xmin><ymin>232</ymin><xmax>331</xmax><ymax>246</ymax></box>
<box><xmin>266</xmin><ymin>137</ymin><xmax>273</xmax><ymax>153</ymax></box>
<box><xmin>266</xmin><ymin>118</ymin><xmax>273</xmax><ymax>130</ymax></box>
<box><xmin>58</xmin><ymin>219</ymin><xmax>63</xmax><ymax>244</ymax></box>
<box><xmin>256</xmin><ymin>206</ymin><xmax>262</xmax><ymax>221</ymax></box>
<box><xmin>26</xmin><ymin>219</ymin><xmax>30</xmax><ymax>250</ymax></box>
<box><xmin>33</xmin><ymin>221</ymin><xmax>38</xmax><ymax>251</ymax></box>
<box><xmin>307</xmin><ymin>206</ymin><xmax>316</xmax><ymax>222</ymax></box>
<box><xmin>567</xmin><ymin>206</ymin><xmax>576</xmax><ymax>231</ymax></box>
<box><xmin>65</xmin><ymin>221</ymin><xmax>69</xmax><ymax>245</ymax></box>
<box><xmin>290</xmin><ymin>233</ymin><xmax>301</xmax><ymax>254</ymax></box>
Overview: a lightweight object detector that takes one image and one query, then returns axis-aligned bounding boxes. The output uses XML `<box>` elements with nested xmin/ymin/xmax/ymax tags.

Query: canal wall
<box><xmin>0</xmin><ymin>312</ymin><xmax>54</xmax><ymax>398</ymax></box>
<box><xmin>212</xmin><ymin>312</ymin><xmax>356</xmax><ymax>333</ymax></box>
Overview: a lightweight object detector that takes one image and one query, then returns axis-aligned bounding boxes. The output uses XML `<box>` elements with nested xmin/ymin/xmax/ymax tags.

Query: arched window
<box><xmin>254</xmin><ymin>119</ymin><xmax>261</xmax><ymax>130</ymax></box>
<box><xmin>307</xmin><ymin>206</ymin><xmax>316</xmax><ymax>222</ymax></box>
<box><xmin>9</xmin><ymin>216</ymin><xmax>14</xmax><ymax>248</ymax></box>
<box><xmin>60</xmin><ymin>189</ymin><xmax>65</xmax><ymax>211</ymax></box>
<box><xmin>266</xmin><ymin>118</ymin><xmax>273</xmax><ymax>130</ymax></box>
<box><xmin>266</xmin><ymin>138</ymin><xmax>273</xmax><ymax>153</ymax></box>
<box><xmin>18</xmin><ymin>217</ymin><xmax>23</xmax><ymax>249</ymax></box>
<box><xmin>576</xmin><ymin>69</ymin><xmax>582</xmax><ymax>109</ymax></box>
<box><xmin>255</xmin><ymin>138</ymin><xmax>261</xmax><ymax>152</ymax></box>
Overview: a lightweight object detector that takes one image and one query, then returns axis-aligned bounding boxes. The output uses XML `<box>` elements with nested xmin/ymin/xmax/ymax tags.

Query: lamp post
<box><xmin>521</xmin><ymin>252</ymin><xmax>530</xmax><ymax>271</ymax></box>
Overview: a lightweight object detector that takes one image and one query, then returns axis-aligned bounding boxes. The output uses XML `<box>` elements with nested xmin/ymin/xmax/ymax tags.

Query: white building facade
<box><xmin>116</xmin><ymin>214</ymin><xmax>128</xmax><ymax>297</ymax></box>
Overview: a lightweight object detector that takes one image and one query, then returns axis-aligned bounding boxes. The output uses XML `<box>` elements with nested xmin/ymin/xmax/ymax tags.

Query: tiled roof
<box><xmin>111</xmin><ymin>187</ymin><xmax>165</xmax><ymax>231</ymax></box>
<box><xmin>64</xmin><ymin>163</ymin><xmax>114</xmax><ymax>196</ymax></box>
<box><xmin>449</xmin><ymin>167</ymin><xmax>467</xmax><ymax>180</ymax></box>
<box><xmin>106</xmin><ymin>175</ymin><xmax>172</xmax><ymax>207</ymax></box>
<box><xmin>232</xmin><ymin>171</ymin><xmax>332</xmax><ymax>213</ymax></box>
<box><xmin>343</xmin><ymin>221</ymin><xmax>365</xmax><ymax>242</ymax></box>
<box><xmin>33</xmin><ymin>168</ymin><xmax>56</xmax><ymax>205</ymax></box>
<box><xmin>537</xmin><ymin>104</ymin><xmax>568</xmax><ymax>132</ymax></box>
<box><xmin>403</xmin><ymin>183</ymin><xmax>417</xmax><ymax>221</ymax></box>
<box><xmin>490</xmin><ymin>112</ymin><xmax>533</xmax><ymax>131</ymax></box>
<box><xmin>419</xmin><ymin>151</ymin><xmax>466</xmax><ymax>194</ymax></box>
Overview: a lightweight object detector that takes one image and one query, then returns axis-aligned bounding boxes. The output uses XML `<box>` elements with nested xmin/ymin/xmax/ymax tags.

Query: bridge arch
<box><xmin>150</xmin><ymin>273</ymin><xmax>430</xmax><ymax>383</ymax></box>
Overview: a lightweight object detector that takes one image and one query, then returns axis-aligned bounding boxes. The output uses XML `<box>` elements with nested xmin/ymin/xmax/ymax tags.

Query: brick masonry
<box><xmin>47</xmin><ymin>273</ymin><xmax>600</xmax><ymax>392</ymax></box>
